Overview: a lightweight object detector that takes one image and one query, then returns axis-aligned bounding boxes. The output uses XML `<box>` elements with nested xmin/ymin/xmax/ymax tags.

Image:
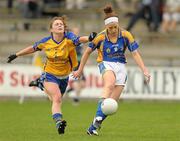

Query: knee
<box><xmin>105</xmin><ymin>84</ymin><xmax>114</xmax><ymax>92</ymax></box>
<box><xmin>52</xmin><ymin>94</ymin><xmax>62</xmax><ymax>104</ymax></box>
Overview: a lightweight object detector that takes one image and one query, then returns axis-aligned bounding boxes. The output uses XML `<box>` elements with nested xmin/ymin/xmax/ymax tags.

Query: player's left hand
<box><xmin>72</xmin><ymin>70</ymin><xmax>82</xmax><ymax>79</ymax></box>
<box><xmin>88</xmin><ymin>32</ymin><xmax>97</xmax><ymax>41</ymax></box>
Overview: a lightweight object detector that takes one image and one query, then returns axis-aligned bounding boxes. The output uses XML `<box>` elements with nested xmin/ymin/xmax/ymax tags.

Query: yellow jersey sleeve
<box><xmin>88</xmin><ymin>32</ymin><xmax>105</xmax><ymax>51</ymax></box>
<box><xmin>122</xmin><ymin>30</ymin><xmax>139</xmax><ymax>52</ymax></box>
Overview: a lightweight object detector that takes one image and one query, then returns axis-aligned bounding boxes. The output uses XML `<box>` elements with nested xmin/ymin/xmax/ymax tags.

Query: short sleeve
<box><xmin>122</xmin><ymin>31</ymin><xmax>139</xmax><ymax>52</ymax></box>
<box><xmin>88</xmin><ymin>33</ymin><xmax>105</xmax><ymax>51</ymax></box>
<box><xmin>88</xmin><ymin>42</ymin><xmax>96</xmax><ymax>50</ymax></box>
<box><xmin>65</xmin><ymin>31</ymin><xmax>80</xmax><ymax>46</ymax></box>
<box><xmin>32</xmin><ymin>36</ymin><xmax>51</xmax><ymax>51</ymax></box>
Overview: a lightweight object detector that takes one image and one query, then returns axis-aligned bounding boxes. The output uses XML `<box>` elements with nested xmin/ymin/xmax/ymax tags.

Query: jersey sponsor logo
<box><xmin>107</xmin><ymin>52</ymin><xmax>124</xmax><ymax>58</ymax></box>
<box><xmin>114</xmin><ymin>47</ymin><xmax>118</xmax><ymax>52</ymax></box>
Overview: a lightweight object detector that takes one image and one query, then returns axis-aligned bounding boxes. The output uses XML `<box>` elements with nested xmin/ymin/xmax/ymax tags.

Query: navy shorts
<box><xmin>40</xmin><ymin>72</ymin><xmax>69</xmax><ymax>94</ymax></box>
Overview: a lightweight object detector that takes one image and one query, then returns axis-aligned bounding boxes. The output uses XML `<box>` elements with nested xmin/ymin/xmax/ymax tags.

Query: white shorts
<box><xmin>98</xmin><ymin>61</ymin><xmax>127</xmax><ymax>86</ymax></box>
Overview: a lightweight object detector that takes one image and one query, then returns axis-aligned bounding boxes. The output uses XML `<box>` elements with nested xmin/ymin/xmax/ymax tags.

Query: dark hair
<box><xmin>49</xmin><ymin>16</ymin><xmax>68</xmax><ymax>31</ymax></box>
<box><xmin>103</xmin><ymin>4</ymin><xmax>118</xmax><ymax>20</ymax></box>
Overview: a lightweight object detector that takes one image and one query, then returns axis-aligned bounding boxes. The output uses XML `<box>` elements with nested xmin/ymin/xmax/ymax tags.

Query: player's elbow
<box><xmin>131</xmin><ymin>50</ymin><xmax>139</xmax><ymax>57</ymax></box>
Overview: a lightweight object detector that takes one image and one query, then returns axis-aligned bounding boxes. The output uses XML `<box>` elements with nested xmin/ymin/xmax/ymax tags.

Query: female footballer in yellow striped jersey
<box><xmin>73</xmin><ymin>4</ymin><xmax>151</xmax><ymax>135</ymax></box>
<box><xmin>7</xmin><ymin>16</ymin><xmax>96</xmax><ymax>135</ymax></box>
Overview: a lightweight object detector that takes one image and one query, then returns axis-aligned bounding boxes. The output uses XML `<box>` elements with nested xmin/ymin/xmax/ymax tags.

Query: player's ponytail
<box><xmin>103</xmin><ymin>4</ymin><xmax>117</xmax><ymax>20</ymax></box>
<box><xmin>103</xmin><ymin>4</ymin><xmax>119</xmax><ymax>25</ymax></box>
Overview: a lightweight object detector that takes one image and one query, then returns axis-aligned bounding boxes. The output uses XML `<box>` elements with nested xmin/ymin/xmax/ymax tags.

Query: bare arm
<box><xmin>79</xmin><ymin>32</ymin><xmax>97</xmax><ymax>43</ymax></box>
<box><xmin>131</xmin><ymin>50</ymin><xmax>150</xmax><ymax>83</ymax></box>
<box><xmin>79</xmin><ymin>36</ymin><xmax>89</xmax><ymax>43</ymax></box>
<box><xmin>16</xmin><ymin>46</ymin><xmax>36</xmax><ymax>56</ymax></box>
<box><xmin>73</xmin><ymin>47</ymin><xmax>92</xmax><ymax>78</ymax></box>
<box><xmin>78</xmin><ymin>47</ymin><xmax>92</xmax><ymax>72</ymax></box>
<box><xmin>7</xmin><ymin>45</ymin><xmax>36</xmax><ymax>63</ymax></box>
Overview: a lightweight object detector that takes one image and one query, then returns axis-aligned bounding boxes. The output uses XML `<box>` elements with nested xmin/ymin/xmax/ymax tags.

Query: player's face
<box><xmin>106</xmin><ymin>23</ymin><xmax>119</xmax><ymax>36</ymax></box>
<box><xmin>50</xmin><ymin>20</ymin><xmax>65</xmax><ymax>34</ymax></box>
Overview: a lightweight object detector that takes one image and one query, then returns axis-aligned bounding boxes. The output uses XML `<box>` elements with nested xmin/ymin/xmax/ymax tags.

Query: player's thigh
<box><xmin>102</xmin><ymin>70</ymin><xmax>116</xmax><ymax>87</ymax></box>
<box><xmin>110</xmin><ymin>85</ymin><xmax>124</xmax><ymax>101</ymax></box>
<box><xmin>101</xmin><ymin>71</ymin><xmax>116</xmax><ymax>98</ymax></box>
<box><xmin>44</xmin><ymin>81</ymin><xmax>62</xmax><ymax>100</ymax></box>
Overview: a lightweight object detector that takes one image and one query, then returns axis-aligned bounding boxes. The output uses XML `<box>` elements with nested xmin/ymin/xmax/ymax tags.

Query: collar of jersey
<box><xmin>51</xmin><ymin>34</ymin><xmax>65</xmax><ymax>44</ymax></box>
<box><xmin>105</xmin><ymin>29</ymin><xmax>122</xmax><ymax>42</ymax></box>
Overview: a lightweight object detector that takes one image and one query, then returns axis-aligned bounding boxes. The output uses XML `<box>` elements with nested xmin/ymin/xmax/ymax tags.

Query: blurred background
<box><xmin>0</xmin><ymin>1</ymin><xmax>180</xmax><ymax>141</ymax></box>
<box><xmin>0</xmin><ymin>0</ymin><xmax>180</xmax><ymax>99</ymax></box>
<box><xmin>0</xmin><ymin>0</ymin><xmax>179</xmax><ymax>65</ymax></box>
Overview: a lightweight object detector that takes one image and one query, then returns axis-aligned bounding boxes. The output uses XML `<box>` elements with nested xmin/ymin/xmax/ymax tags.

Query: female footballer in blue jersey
<box><xmin>7</xmin><ymin>16</ymin><xmax>96</xmax><ymax>135</ymax></box>
<box><xmin>73</xmin><ymin>4</ymin><xmax>151</xmax><ymax>135</ymax></box>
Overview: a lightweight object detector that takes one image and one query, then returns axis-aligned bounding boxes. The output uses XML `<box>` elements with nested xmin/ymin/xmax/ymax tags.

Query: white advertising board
<box><xmin>0</xmin><ymin>65</ymin><xmax>180</xmax><ymax>100</ymax></box>
<box><xmin>73</xmin><ymin>66</ymin><xmax>180</xmax><ymax>100</ymax></box>
<box><xmin>0</xmin><ymin>65</ymin><xmax>44</xmax><ymax>96</ymax></box>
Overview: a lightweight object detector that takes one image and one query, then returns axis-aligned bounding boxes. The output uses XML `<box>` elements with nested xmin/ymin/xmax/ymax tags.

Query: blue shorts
<box><xmin>40</xmin><ymin>72</ymin><xmax>69</xmax><ymax>94</ymax></box>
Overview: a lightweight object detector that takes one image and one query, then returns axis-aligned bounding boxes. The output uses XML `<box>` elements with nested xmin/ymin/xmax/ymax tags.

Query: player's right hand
<box><xmin>7</xmin><ymin>54</ymin><xmax>17</xmax><ymax>63</ymax></box>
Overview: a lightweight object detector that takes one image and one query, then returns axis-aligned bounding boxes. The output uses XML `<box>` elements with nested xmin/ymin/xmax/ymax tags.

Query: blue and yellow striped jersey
<box><xmin>33</xmin><ymin>31</ymin><xmax>80</xmax><ymax>76</ymax></box>
<box><xmin>88</xmin><ymin>29</ymin><xmax>139</xmax><ymax>63</ymax></box>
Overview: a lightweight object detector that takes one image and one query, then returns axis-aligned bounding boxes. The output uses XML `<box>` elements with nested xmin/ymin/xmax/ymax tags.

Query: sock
<box><xmin>95</xmin><ymin>99</ymin><xmax>107</xmax><ymax>119</ymax></box>
<box><xmin>89</xmin><ymin>99</ymin><xmax>107</xmax><ymax>130</ymax></box>
<box><xmin>52</xmin><ymin>113</ymin><xmax>62</xmax><ymax>129</ymax></box>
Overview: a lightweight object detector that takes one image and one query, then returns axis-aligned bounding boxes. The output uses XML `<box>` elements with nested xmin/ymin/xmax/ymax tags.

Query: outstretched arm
<box><xmin>131</xmin><ymin>50</ymin><xmax>150</xmax><ymax>83</ymax></box>
<box><xmin>16</xmin><ymin>46</ymin><xmax>35</xmax><ymax>56</ymax></box>
<box><xmin>79</xmin><ymin>32</ymin><xmax>97</xmax><ymax>43</ymax></box>
<box><xmin>7</xmin><ymin>46</ymin><xmax>36</xmax><ymax>63</ymax></box>
<box><xmin>79</xmin><ymin>36</ymin><xmax>88</xmax><ymax>43</ymax></box>
<box><xmin>73</xmin><ymin>47</ymin><xmax>92</xmax><ymax>78</ymax></box>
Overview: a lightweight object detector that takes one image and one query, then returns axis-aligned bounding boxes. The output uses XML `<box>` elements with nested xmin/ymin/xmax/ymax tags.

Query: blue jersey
<box><xmin>88</xmin><ymin>29</ymin><xmax>139</xmax><ymax>63</ymax></box>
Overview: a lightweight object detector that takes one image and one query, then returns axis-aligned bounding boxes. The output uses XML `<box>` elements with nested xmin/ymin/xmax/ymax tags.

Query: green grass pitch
<box><xmin>0</xmin><ymin>99</ymin><xmax>180</xmax><ymax>141</ymax></box>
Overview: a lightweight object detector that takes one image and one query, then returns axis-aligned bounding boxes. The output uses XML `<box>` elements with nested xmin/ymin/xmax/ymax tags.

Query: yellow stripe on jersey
<box><xmin>121</xmin><ymin>30</ymin><xmax>135</xmax><ymax>43</ymax></box>
<box><xmin>97</xmin><ymin>40</ymin><xmax>104</xmax><ymax>63</ymax></box>
<box><xmin>89</xmin><ymin>30</ymin><xmax>106</xmax><ymax>62</ymax></box>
